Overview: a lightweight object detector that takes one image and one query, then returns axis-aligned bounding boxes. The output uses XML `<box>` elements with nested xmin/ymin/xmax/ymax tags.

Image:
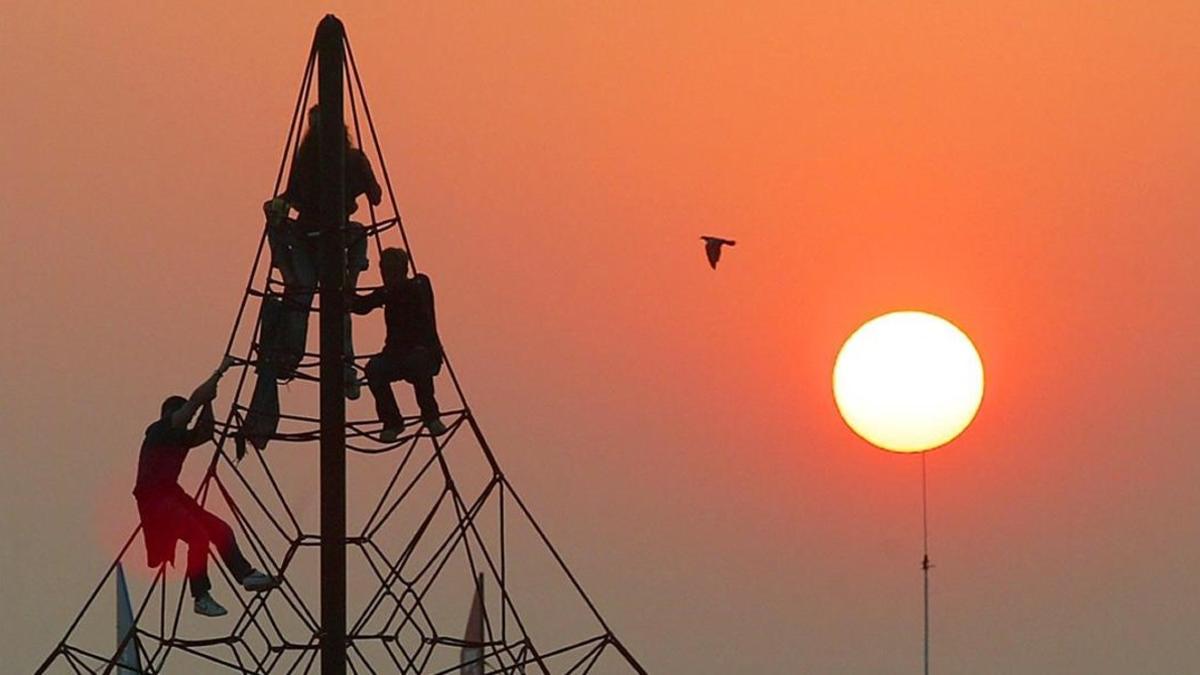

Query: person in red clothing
<box><xmin>133</xmin><ymin>358</ymin><xmax>279</xmax><ymax>617</ymax></box>
<box><xmin>351</xmin><ymin>248</ymin><xmax>447</xmax><ymax>441</ymax></box>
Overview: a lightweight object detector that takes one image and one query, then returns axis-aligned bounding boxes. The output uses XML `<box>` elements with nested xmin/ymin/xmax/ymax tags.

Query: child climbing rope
<box><xmin>276</xmin><ymin>102</ymin><xmax>381</xmax><ymax>398</ymax></box>
<box><xmin>351</xmin><ymin>247</ymin><xmax>447</xmax><ymax>440</ymax></box>
<box><xmin>246</xmin><ymin>105</ymin><xmax>386</xmax><ymax>449</ymax></box>
<box><xmin>242</xmin><ymin>104</ymin><xmax>384</xmax><ymax>451</ymax></box>
<box><xmin>132</xmin><ymin>358</ymin><xmax>280</xmax><ymax>617</ymax></box>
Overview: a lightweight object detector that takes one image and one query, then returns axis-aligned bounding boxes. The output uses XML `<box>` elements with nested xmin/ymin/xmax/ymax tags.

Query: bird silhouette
<box><xmin>700</xmin><ymin>236</ymin><xmax>736</xmax><ymax>269</ymax></box>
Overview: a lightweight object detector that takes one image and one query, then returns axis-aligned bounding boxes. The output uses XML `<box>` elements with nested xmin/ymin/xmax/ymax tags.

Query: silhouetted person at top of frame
<box><xmin>283</xmin><ymin>104</ymin><xmax>383</xmax><ymax>225</ymax></box>
<box><xmin>245</xmin><ymin>104</ymin><xmax>384</xmax><ymax>449</ymax></box>
<box><xmin>133</xmin><ymin>358</ymin><xmax>280</xmax><ymax>617</ymax></box>
<box><xmin>350</xmin><ymin>248</ymin><xmax>447</xmax><ymax>441</ymax></box>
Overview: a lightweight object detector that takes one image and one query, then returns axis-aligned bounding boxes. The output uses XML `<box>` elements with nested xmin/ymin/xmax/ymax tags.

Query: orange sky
<box><xmin>3</xmin><ymin>1</ymin><xmax>1199</xmax><ymax>672</ymax></box>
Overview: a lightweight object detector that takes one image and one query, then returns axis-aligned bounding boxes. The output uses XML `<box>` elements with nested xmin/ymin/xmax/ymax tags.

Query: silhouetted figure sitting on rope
<box><xmin>351</xmin><ymin>248</ymin><xmax>447</xmax><ymax>441</ymax></box>
<box><xmin>133</xmin><ymin>359</ymin><xmax>280</xmax><ymax>617</ymax></box>
<box><xmin>245</xmin><ymin>104</ymin><xmax>383</xmax><ymax>450</ymax></box>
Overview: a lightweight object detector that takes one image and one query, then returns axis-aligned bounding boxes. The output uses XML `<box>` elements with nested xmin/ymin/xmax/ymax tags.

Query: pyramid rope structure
<box><xmin>37</xmin><ymin>22</ymin><xmax>645</xmax><ymax>675</ymax></box>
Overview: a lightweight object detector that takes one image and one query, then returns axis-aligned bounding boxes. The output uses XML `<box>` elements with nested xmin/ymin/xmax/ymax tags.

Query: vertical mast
<box><xmin>921</xmin><ymin>453</ymin><xmax>931</xmax><ymax>675</ymax></box>
<box><xmin>316</xmin><ymin>13</ymin><xmax>348</xmax><ymax>675</ymax></box>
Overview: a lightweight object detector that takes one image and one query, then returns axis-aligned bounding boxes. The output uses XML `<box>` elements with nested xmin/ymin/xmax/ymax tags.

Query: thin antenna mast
<box><xmin>921</xmin><ymin>453</ymin><xmax>931</xmax><ymax>675</ymax></box>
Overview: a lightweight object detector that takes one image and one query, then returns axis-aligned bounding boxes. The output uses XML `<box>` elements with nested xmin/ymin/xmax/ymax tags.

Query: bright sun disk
<box><xmin>833</xmin><ymin>311</ymin><xmax>984</xmax><ymax>453</ymax></box>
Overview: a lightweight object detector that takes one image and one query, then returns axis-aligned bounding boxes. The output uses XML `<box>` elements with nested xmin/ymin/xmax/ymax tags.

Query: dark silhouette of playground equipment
<box><xmin>37</xmin><ymin>15</ymin><xmax>645</xmax><ymax>675</ymax></box>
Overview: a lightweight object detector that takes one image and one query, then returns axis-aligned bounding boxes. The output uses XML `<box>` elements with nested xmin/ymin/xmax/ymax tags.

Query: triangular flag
<box><xmin>460</xmin><ymin>573</ymin><xmax>485</xmax><ymax>675</ymax></box>
<box><xmin>116</xmin><ymin>563</ymin><xmax>143</xmax><ymax>674</ymax></box>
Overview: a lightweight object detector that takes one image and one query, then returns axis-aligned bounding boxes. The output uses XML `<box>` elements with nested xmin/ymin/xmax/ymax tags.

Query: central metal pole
<box><xmin>316</xmin><ymin>14</ymin><xmax>347</xmax><ymax>675</ymax></box>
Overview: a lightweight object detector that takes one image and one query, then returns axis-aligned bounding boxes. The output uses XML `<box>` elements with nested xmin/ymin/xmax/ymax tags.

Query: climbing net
<box><xmin>37</xmin><ymin>24</ymin><xmax>645</xmax><ymax>675</ymax></box>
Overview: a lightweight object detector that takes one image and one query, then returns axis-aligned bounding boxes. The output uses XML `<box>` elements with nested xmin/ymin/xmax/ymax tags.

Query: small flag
<box><xmin>460</xmin><ymin>573</ymin><xmax>485</xmax><ymax>675</ymax></box>
<box><xmin>116</xmin><ymin>563</ymin><xmax>143</xmax><ymax>674</ymax></box>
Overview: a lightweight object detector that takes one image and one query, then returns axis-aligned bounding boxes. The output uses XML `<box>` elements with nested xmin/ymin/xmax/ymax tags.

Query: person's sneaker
<box><xmin>194</xmin><ymin>593</ymin><xmax>228</xmax><ymax>617</ymax></box>
<box><xmin>345</xmin><ymin>377</ymin><xmax>361</xmax><ymax>401</ymax></box>
<box><xmin>241</xmin><ymin>570</ymin><xmax>281</xmax><ymax>592</ymax></box>
<box><xmin>425</xmin><ymin>418</ymin><xmax>448</xmax><ymax>436</ymax></box>
<box><xmin>380</xmin><ymin>422</ymin><xmax>406</xmax><ymax>443</ymax></box>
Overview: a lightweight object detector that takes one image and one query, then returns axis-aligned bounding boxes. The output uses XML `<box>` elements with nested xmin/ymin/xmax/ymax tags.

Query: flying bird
<box><xmin>700</xmin><ymin>236</ymin><xmax>736</xmax><ymax>269</ymax></box>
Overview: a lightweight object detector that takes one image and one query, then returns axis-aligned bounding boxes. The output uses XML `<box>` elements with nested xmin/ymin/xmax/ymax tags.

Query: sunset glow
<box><xmin>834</xmin><ymin>311</ymin><xmax>984</xmax><ymax>453</ymax></box>
<box><xmin>7</xmin><ymin>3</ymin><xmax>1199</xmax><ymax>670</ymax></box>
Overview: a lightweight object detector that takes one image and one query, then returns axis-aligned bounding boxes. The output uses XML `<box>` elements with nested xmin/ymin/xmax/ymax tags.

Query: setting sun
<box><xmin>833</xmin><ymin>311</ymin><xmax>984</xmax><ymax>453</ymax></box>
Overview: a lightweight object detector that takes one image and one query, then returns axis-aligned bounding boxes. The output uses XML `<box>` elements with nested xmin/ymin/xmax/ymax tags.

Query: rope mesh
<box><xmin>36</xmin><ymin>23</ymin><xmax>644</xmax><ymax>675</ymax></box>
